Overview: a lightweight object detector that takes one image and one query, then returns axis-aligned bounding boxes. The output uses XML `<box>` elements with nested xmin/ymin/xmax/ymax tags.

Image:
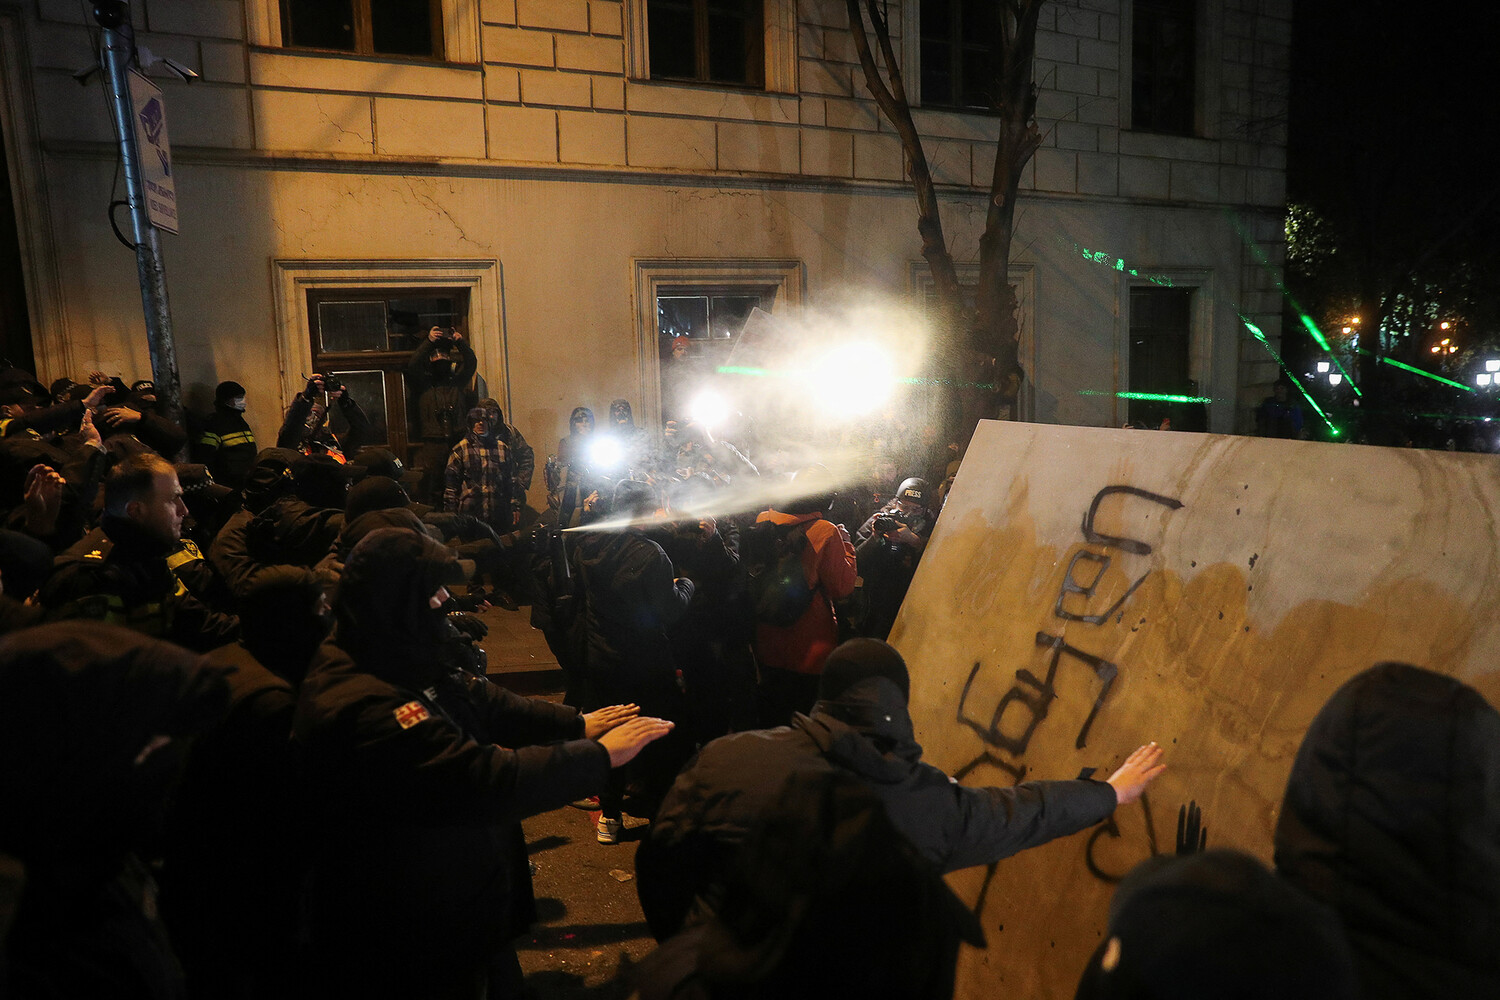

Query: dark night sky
<box><xmin>1288</xmin><ymin>0</ymin><xmax>1500</xmax><ymax>207</ymax></box>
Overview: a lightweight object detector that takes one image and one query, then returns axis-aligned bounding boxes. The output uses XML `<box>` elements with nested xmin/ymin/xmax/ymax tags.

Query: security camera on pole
<box><xmin>91</xmin><ymin>0</ymin><xmax>185</xmax><ymax>443</ymax></box>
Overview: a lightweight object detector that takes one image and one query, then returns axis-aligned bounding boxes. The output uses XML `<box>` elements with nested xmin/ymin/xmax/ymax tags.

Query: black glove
<box><xmin>447</xmin><ymin>611</ymin><xmax>489</xmax><ymax>642</ymax></box>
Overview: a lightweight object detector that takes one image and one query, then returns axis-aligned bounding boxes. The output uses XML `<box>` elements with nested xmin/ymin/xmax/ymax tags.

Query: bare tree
<box><xmin>846</xmin><ymin>0</ymin><xmax>1045</xmax><ymax>432</ymax></box>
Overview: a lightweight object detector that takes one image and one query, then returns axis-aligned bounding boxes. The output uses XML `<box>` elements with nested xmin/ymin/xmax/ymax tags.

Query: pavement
<box><xmin>474</xmin><ymin>602</ymin><xmax>661</xmax><ymax>998</ymax></box>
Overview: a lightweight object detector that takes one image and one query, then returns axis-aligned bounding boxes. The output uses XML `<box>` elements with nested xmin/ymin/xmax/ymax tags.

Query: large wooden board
<box><xmin>891</xmin><ymin>420</ymin><xmax>1500</xmax><ymax>1000</ymax></box>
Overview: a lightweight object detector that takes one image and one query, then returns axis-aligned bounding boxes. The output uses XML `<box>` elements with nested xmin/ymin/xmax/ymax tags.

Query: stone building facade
<box><xmin>0</xmin><ymin>0</ymin><xmax>1290</xmax><ymax>497</ymax></box>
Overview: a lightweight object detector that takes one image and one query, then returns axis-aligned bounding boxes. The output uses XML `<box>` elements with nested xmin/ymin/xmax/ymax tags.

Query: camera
<box><xmin>873</xmin><ymin>514</ymin><xmax>902</xmax><ymax>534</ymax></box>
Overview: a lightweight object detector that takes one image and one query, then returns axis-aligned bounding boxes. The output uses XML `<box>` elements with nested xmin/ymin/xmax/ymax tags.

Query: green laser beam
<box><xmin>1242</xmin><ymin>315</ymin><xmax>1340</xmax><ymax>436</ymax></box>
<box><xmin>1297</xmin><ymin>314</ymin><xmax>1362</xmax><ymax>397</ymax></box>
<box><xmin>1364</xmin><ymin>353</ymin><xmax>1476</xmax><ymax>392</ymax></box>
<box><xmin>1225</xmin><ymin>208</ymin><xmax>1362</xmax><ymax>397</ymax></box>
<box><xmin>1076</xmin><ymin>391</ymin><xmax>1215</xmax><ymax>403</ymax></box>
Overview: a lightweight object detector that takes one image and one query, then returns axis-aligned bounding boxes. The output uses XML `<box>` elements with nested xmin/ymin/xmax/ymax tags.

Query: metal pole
<box><xmin>93</xmin><ymin>0</ymin><xmax>184</xmax><ymax>434</ymax></box>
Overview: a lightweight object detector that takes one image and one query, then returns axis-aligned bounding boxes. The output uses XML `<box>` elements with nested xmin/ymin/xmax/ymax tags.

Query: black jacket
<box><xmin>292</xmin><ymin>637</ymin><xmax>609</xmax><ymax>972</ymax></box>
<box><xmin>1274</xmin><ymin>662</ymin><xmax>1500</xmax><ymax>1000</ymax></box>
<box><xmin>276</xmin><ymin>391</ymin><xmax>371</xmax><ymax>457</ymax></box>
<box><xmin>192</xmin><ymin>406</ymin><xmax>256</xmax><ymax>488</ymax></box>
<box><xmin>40</xmin><ymin>517</ymin><xmax>239</xmax><ymax>652</ymax></box>
<box><xmin>576</xmin><ymin>527</ymin><xmax>693</xmax><ymax>683</ymax></box>
<box><xmin>639</xmin><ymin>675</ymin><xmax>1118</xmax><ymax>938</ymax></box>
<box><xmin>157</xmin><ymin>641</ymin><xmax>301</xmax><ymax>996</ymax></box>
<box><xmin>0</xmin><ymin>623</ymin><xmax>230</xmax><ymax>1000</ymax></box>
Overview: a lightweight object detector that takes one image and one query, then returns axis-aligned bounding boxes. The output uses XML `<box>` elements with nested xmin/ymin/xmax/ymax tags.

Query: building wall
<box><xmin>4</xmin><ymin>0</ymin><xmax>1290</xmax><ymax>494</ymax></box>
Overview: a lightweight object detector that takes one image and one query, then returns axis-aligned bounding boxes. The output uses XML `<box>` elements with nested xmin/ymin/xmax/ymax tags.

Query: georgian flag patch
<box><xmin>394</xmin><ymin>701</ymin><xmax>430</xmax><ymax>729</ymax></box>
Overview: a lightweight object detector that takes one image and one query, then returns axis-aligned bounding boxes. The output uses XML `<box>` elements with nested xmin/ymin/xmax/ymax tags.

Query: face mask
<box><xmin>228</xmin><ymin>397</ymin><xmax>246</xmax><ymax>412</ymax></box>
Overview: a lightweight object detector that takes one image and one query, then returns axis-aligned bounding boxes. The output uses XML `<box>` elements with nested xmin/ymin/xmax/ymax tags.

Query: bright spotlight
<box><xmin>812</xmin><ymin>343</ymin><xmax>896</xmax><ymax>416</ymax></box>
<box><xmin>1316</xmin><ymin>361</ymin><xmax>1331</xmax><ymax>373</ymax></box>
<box><xmin>1328</xmin><ymin>373</ymin><xmax>1343</xmax><ymax>386</ymax></box>
<box><xmin>587</xmin><ymin>434</ymin><xmax>624</xmax><ymax>471</ymax></box>
<box><xmin>1487</xmin><ymin>359</ymin><xmax>1500</xmax><ymax>372</ymax></box>
<box><xmin>1478</xmin><ymin>373</ymin><xmax>1493</xmax><ymax>387</ymax></box>
<box><xmin>689</xmin><ymin>389</ymin><xmax>730</xmax><ymax>431</ymax></box>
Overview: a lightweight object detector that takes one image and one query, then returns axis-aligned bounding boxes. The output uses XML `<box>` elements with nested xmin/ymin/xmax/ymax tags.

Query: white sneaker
<box><xmin>596</xmin><ymin>816</ymin><xmax>623</xmax><ymax>844</ymax></box>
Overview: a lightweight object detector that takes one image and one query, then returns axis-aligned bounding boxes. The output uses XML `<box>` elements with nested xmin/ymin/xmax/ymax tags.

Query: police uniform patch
<box><xmin>394</xmin><ymin>701</ymin><xmax>430</xmax><ymax>729</ymax></box>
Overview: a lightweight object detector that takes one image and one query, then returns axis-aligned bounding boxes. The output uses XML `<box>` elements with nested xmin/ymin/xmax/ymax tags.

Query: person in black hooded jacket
<box><xmin>576</xmin><ymin>478</ymin><xmax>695</xmax><ymax>839</ymax></box>
<box><xmin>1274</xmin><ymin>662</ymin><xmax>1500</xmax><ymax>1000</ymax></box>
<box><xmin>293</xmin><ymin>526</ymin><xmax>673</xmax><ymax>999</ymax></box>
<box><xmin>0</xmin><ymin>623</ymin><xmax>231</xmax><ymax>1000</ymax></box>
<box><xmin>158</xmin><ymin>567</ymin><xmax>329</xmax><ymax>999</ymax></box>
<box><xmin>638</xmin><ymin>638</ymin><xmax>1165</xmax><ymax>941</ymax></box>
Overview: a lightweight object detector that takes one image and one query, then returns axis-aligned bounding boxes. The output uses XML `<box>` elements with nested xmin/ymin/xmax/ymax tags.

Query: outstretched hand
<box><xmin>584</xmin><ymin>703</ymin><xmax>641</xmax><ymax>740</ymax></box>
<box><xmin>1105</xmin><ymin>742</ymin><xmax>1166</xmax><ymax>807</ymax></box>
<box><xmin>596</xmin><ymin>715</ymin><xmax>673</xmax><ymax>767</ymax></box>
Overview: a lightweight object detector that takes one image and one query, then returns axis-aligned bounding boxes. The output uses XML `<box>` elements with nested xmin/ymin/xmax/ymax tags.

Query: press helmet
<box><xmin>896</xmin><ymin>477</ymin><xmax>930</xmax><ymax>507</ymax></box>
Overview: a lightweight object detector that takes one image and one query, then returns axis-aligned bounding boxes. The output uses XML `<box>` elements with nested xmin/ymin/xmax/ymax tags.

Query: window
<box><xmin>306</xmin><ymin>287</ymin><xmax>470</xmax><ymax>457</ymax></box>
<box><xmin>1132</xmin><ymin>0</ymin><xmax>1196</xmax><ymax>134</ymax></box>
<box><xmin>635</xmin><ymin>259</ymin><xmax>802</xmax><ymax>426</ymax></box>
<box><xmin>647</xmin><ymin>0</ymin><xmax>764</xmax><ymax>87</ymax></box>
<box><xmin>919</xmin><ymin>0</ymin><xmax>999</xmax><ymax>110</ymax></box>
<box><xmin>280</xmin><ymin>0</ymin><xmax>444</xmax><ymax>58</ymax></box>
<box><xmin>1127</xmin><ymin>286</ymin><xmax>1194</xmax><ymax>427</ymax></box>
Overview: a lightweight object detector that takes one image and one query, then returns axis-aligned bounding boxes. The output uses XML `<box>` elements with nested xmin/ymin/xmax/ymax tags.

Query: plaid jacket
<box><xmin>444</xmin><ymin>432</ymin><xmax>510</xmax><ymax>525</ymax></box>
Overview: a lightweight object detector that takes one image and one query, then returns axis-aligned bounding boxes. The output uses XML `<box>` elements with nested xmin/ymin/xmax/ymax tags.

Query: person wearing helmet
<box><xmin>853</xmin><ymin>477</ymin><xmax>935</xmax><ymax>640</ymax></box>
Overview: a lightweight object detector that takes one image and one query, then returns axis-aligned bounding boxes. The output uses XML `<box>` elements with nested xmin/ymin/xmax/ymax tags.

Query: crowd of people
<box><xmin>0</xmin><ymin>330</ymin><xmax>1495</xmax><ymax>1000</ymax></box>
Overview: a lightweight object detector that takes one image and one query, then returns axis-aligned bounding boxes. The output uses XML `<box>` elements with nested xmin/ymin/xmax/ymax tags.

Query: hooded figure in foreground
<box><xmin>1274</xmin><ymin>662</ymin><xmax>1500</xmax><ymax>1000</ymax></box>
<box><xmin>293</xmin><ymin>526</ymin><xmax>672</xmax><ymax>999</ymax></box>
<box><xmin>0</xmin><ymin>623</ymin><xmax>230</xmax><ymax>1000</ymax></box>
<box><xmin>638</xmin><ymin>638</ymin><xmax>1165</xmax><ymax>941</ymax></box>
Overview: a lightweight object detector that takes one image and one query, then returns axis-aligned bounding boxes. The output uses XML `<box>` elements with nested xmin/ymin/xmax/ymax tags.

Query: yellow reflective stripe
<box><xmin>219</xmin><ymin>430</ymin><xmax>255</xmax><ymax>447</ymax></box>
<box><xmin>197</xmin><ymin>431</ymin><xmax>222</xmax><ymax>447</ymax></box>
<box><xmin>166</xmin><ymin>548</ymin><xmax>198</xmax><ymax>571</ymax></box>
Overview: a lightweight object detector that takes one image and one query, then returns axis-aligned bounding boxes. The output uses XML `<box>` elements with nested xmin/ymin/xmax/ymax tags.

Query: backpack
<box><xmin>742</xmin><ymin>518</ymin><xmax>818</xmax><ymax>626</ymax></box>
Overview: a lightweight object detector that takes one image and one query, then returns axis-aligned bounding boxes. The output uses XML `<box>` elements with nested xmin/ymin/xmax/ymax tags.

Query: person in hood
<box><xmin>1074</xmin><ymin>849</ymin><xmax>1358</xmax><ymax>1000</ymax></box>
<box><xmin>632</xmin><ymin>769</ymin><xmax>985</xmax><ymax>1000</ymax></box>
<box><xmin>576</xmin><ymin>478</ymin><xmax>695</xmax><ymax>843</ymax></box>
<box><xmin>0</xmin><ymin>623</ymin><xmax>230</xmax><ymax>1000</ymax></box>
<box><xmin>407</xmin><ymin>325</ymin><xmax>479</xmax><ymax>502</ymax></box>
<box><xmin>293</xmin><ymin>526</ymin><xmax>674</xmax><ymax>999</ymax></box>
<box><xmin>40</xmin><ymin>453</ymin><xmax>238</xmax><ymax>651</ymax></box>
<box><xmin>444</xmin><ymin>407</ymin><xmax>518</xmax><ymax>532</ymax></box>
<box><xmin>158</xmin><ymin>568</ymin><xmax>328</xmax><ymax>997</ymax></box>
<box><xmin>192</xmin><ymin>380</ymin><xmax>256</xmax><ymax>489</ymax></box>
<box><xmin>637</xmin><ymin>638</ymin><xmax>1166</xmax><ymax>941</ymax></box>
<box><xmin>550</xmin><ymin>404</ymin><xmax>598</xmax><ymax>527</ymax></box>
<box><xmin>479</xmin><ymin>395</ymin><xmax>534</xmax><ymax>511</ymax></box>
<box><xmin>1274</xmin><ymin>662</ymin><xmax>1500</xmax><ymax>1000</ymax></box>
<box><xmin>605</xmin><ymin>397</ymin><xmax>654</xmax><ymax>478</ymax></box>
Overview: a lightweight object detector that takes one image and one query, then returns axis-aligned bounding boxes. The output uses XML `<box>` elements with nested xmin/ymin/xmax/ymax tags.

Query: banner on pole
<box><xmin>127</xmin><ymin>70</ymin><xmax>178</xmax><ymax>234</ymax></box>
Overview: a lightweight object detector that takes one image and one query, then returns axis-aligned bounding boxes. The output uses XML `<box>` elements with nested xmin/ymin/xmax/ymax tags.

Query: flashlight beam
<box><xmin>1241</xmin><ymin>315</ymin><xmax>1341</xmax><ymax>437</ymax></box>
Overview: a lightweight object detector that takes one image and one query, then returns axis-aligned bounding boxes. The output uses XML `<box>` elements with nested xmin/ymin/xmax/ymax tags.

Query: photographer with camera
<box><xmin>853</xmin><ymin>477</ymin><xmax>934</xmax><ymax>641</ymax></box>
<box><xmin>277</xmin><ymin>373</ymin><xmax>371</xmax><ymax>462</ymax></box>
<box><xmin>408</xmin><ymin>325</ymin><xmax>480</xmax><ymax>502</ymax></box>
